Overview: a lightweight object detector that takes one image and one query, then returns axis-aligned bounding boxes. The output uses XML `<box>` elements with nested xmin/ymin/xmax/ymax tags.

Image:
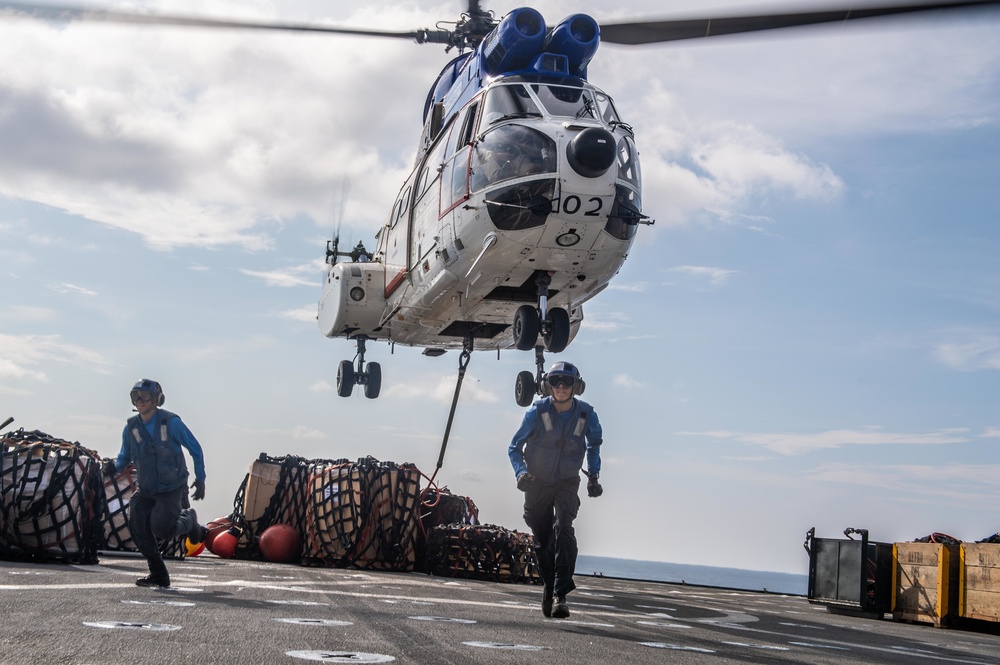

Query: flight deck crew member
<box><xmin>509</xmin><ymin>361</ymin><xmax>603</xmax><ymax>619</ymax></box>
<box><xmin>106</xmin><ymin>379</ymin><xmax>208</xmax><ymax>588</ymax></box>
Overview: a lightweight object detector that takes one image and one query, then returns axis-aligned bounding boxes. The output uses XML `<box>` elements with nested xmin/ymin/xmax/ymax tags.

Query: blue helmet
<box><xmin>130</xmin><ymin>378</ymin><xmax>164</xmax><ymax>407</ymax></box>
<box><xmin>543</xmin><ymin>362</ymin><xmax>585</xmax><ymax>396</ymax></box>
<box><xmin>546</xmin><ymin>361</ymin><xmax>581</xmax><ymax>381</ymax></box>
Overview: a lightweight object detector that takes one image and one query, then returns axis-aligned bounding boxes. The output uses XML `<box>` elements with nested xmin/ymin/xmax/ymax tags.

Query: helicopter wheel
<box><xmin>543</xmin><ymin>307</ymin><xmax>570</xmax><ymax>353</ymax></box>
<box><xmin>515</xmin><ymin>370</ymin><xmax>536</xmax><ymax>407</ymax></box>
<box><xmin>512</xmin><ymin>305</ymin><xmax>540</xmax><ymax>351</ymax></box>
<box><xmin>337</xmin><ymin>360</ymin><xmax>355</xmax><ymax>398</ymax></box>
<box><xmin>364</xmin><ymin>362</ymin><xmax>382</xmax><ymax>399</ymax></box>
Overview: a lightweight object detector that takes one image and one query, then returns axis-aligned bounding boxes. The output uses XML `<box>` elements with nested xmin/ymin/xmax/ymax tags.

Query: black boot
<box><xmin>136</xmin><ymin>574</ymin><xmax>170</xmax><ymax>588</ymax></box>
<box><xmin>542</xmin><ymin>585</ymin><xmax>554</xmax><ymax>618</ymax></box>
<box><xmin>552</xmin><ymin>595</ymin><xmax>570</xmax><ymax>619</ymax></box>
<box><xmin>184</xmin><ymin>509</ymin><xmax>208</xmax><ymax>545</ymax></box>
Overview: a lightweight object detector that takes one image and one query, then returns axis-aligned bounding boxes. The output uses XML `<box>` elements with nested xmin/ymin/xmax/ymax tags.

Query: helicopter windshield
<box><xmin>594</xmin><ymin>91</ymin><xmax>621</xmax><ymax>125</ymax></box>
<box><xmin>531</xmin><ymin>84</ymin><xmax>597</xmax><ymax>119</ymax></box>
<box><xmin>481</xmin><ymin>84</ymin><xmax>542</xmax><ymax>125</ymax></box>
<box><xmin>469</xmin><ymin>125</ymin><xmax>556</xmax><ymax>193</ymax></box>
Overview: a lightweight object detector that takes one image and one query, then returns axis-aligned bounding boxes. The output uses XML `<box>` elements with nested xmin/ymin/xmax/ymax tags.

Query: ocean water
<box><xmin>576</xmin><ymin>555</ymin><xmax>808</xmax><ymax>596</ymax></box>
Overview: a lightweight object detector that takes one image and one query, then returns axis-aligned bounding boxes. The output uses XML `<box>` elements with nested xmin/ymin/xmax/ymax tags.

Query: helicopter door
<box><xmin>440</xmin><ymin>102</ymin><xmax>478</xmax><ymax>216</ymax></box>
<box><xmin>409</xmin><ymin>120</ymin><xmax>453</xmax><ymax>271</ymax></box>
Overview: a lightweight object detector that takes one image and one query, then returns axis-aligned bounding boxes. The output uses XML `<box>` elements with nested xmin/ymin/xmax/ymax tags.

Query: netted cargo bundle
<box><xmin>302</xmin><ymin>461</ymin><xmax>364</xmax><ymax>566</ymax></box>
<box><xmin>352</xmin><ymin>457</ymin><xmax>421</xmax><ymax>571</ymax></box>
<box><xmin>230</xmin><ymin>454</ymin><xmax>424</xmax><ymax>570</ymax></box>
<box><xmin>0</xmin><ymin>429</ymin><xmax>104</xmax><ymax>564</ymax></box>
<box><xmin>229</xmin><ymin>453</ymin><xmax>322</xmax><ymax>559</ymax></box>
<box><xmin>102</xmin><ymin>463</ymin><xmax>185</xmax><ymax>558</ymax></box>
<box><xmin>424</xmin><ymin>523</ymin><xmax>540</xmax><ymax>584</ymax></box>
<box><xmin>420</xmin><ymin>486</ymin><xmax>479</xmax><ymax>530</ymax></box>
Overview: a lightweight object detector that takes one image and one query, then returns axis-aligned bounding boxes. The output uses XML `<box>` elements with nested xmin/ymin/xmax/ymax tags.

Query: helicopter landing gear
<box><xmin>337</xmin><ymin>336</ymin><xmax>381</xmax><ymax>399</ymax></box>
<box><xmin>514</xmin><ymin>345</ymin><xmax>548</xmax><ymax>407</ymax></box>
<box><xmin>511</xmin><ymin>273</ymin><xmax>570</xmax><ymax>353</ymax></box>
<box><xmin>512</xmin><ymin>305</ymin><xmax>539</xmax><ymax>351</ymax></box>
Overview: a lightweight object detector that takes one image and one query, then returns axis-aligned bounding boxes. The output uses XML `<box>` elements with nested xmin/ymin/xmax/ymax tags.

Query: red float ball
<box><xmin>212</xmin><ymin>529</ymin><xmax>238</xmax><ymax>559</ymax></box>
<box><xmin>184</xmin><ymin>538</ymin><xmax>206</xmax><ymax>557</ymax></box>
<box><xmin>204</xmin><ymin>517</ymin><xmax>232</xmax><ymax>553</ymax></box>
<box><xmin>259</xmin><ymin>524</ymin><xmax>301</xmax><ymax>563</ymax></box>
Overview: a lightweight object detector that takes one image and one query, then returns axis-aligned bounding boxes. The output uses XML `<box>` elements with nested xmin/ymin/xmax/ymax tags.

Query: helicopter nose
<box><xmin>566</xmin><ymin>127</ymin><xmax>617</xmax><ymax>178</ymax></box>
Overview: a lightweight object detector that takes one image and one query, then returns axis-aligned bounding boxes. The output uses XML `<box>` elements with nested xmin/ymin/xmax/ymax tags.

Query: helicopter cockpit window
<box><xmin>469</xmin><ymin>125</ymin><xmax>556</xmax><ymax>193</ymax></box>
<box><xmin>617</xmin><ymin>136</ymin><xmax>641</xmax><ymax>189</ymax></box>
<box><xmin>606</xmin><ymin>185</ymin><xmax>641</xmax><ymax>241</ymax></box>
<box><xmin>531</xmin><ymin>84</ymin><xmax>594</xmax><ymax>119</ymax></box>
<box><xmin>390</xmin><ymin>186</ymin><xmax>410</xmax><ymax>229</ymax></box>
<box><xmin>594</xmin><ymin>91</ymin><xmax>621</xmax><ymax>125</ymax></box>
<box><xmin>480</xmin><ymin>84</ymin><xmax>541</xmax><ymax>127</ymax></box>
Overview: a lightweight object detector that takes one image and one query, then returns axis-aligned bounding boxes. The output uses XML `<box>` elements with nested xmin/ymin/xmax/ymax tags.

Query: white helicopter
<box><xmin>4</xmin><ymin>0</ymin><xmax>998</xmax><ymax>406</ymax></box>
<box><xmin>311</xmin><ymin>0</ymin><xmax>1000</xmax><ymax>405</ymax></box>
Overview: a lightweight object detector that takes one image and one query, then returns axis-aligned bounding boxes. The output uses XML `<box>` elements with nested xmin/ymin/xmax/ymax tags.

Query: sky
<box><xmin>1</xmin><ymin>0</ymin><xmax>999</xmax><ymax>576</ymax></box>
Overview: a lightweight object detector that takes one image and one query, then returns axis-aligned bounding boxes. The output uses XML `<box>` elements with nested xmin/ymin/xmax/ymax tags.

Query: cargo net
<box><xmin>228</xmin><ymin>454</ymin><xmax>422</xmax><ymax>571</ymax></box>
<box><xmin>102</xmin><ymin>463</ymin><xmax>186</xmax><ymax>558</ymax></box>
<box><xmin>424</xmin><ymin>523</ymin><xmax>540</xmax><ymax>584</ymax></box>
<box><xmin>0</xmin><ymin>429</ymin><xmax>104</xmax><ymax>564</ymax></box>
<box><xmin>420</xmin><ymin>486</ymin><xmax>480</xmax><ymax>531</ymax></box>
<box><xmin>228</xmin><ymin>453</ymin><xmax>323</xmax><ymax>559</ymax></box>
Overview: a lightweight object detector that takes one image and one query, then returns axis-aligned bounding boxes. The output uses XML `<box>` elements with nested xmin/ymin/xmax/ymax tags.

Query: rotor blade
<box><xmin>599</xmin><ymin>0</ymin><xmax>1000</xmax><ymax>45</ymax></box>
<box><xmin>0</xmin><ymin>1</ymin><xmax>454</xmax><ymax>43</ymax></box>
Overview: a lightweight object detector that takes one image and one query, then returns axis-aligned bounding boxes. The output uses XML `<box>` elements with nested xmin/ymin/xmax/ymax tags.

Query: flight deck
<box><xmin>2</xmin><ymin>554</ymin><xmax>998</xmax><ymax>665</ymax></box>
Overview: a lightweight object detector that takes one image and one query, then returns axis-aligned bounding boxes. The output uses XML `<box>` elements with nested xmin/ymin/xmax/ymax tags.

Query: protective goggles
<box><xmin>130</xmin><ymin>390</ymin><xmax>153</xmax><ymax>404</ymax></box>
<box><xmin>547</xmin><ymin>376</ymin><xmax>575</xmax><ymax>389</ymax></box>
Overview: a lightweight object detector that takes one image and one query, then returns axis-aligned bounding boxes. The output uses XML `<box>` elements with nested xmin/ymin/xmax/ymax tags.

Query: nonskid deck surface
<box><xmin>1</xmin><ymin>555</ymin><xmax>998</xmax><ymax>664</ymax></box>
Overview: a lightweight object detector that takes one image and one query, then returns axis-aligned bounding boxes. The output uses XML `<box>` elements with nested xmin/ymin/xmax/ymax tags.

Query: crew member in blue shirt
<box><xmin>107</xmin><ymin>379</ymin><xmax>208</xmax><ymax>588</ymax></box>
<box><xmin>509</xmin><ymin>361</ymin><xmax>603</xmax><ymax>619</ymax></box>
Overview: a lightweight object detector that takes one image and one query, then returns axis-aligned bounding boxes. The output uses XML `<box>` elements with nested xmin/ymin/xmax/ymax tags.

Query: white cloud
<box><xmin>806</xmin><ymin>463</ymin><xmax>1000</xmax><ymax>504</ymax></box>
<box><xmin>669</xmin><ymin>265</ymin><xmax>738</xmax><ymax>288</ymax></box>
<box><xmin>612</xmin><ymin>373</ymin><xmax>644</xmax><ymax>389</ymax></box>
<box><xmin>0</xmin><ymin>333</ymin><xmax>115</xmax><ymax>383</ymax></box>
<box><xmin>581</xmin><ymin>311</ymin><xmax>631</xmax><ymax>332</ymax></box>
<box><xmin>936</xmin><ymin>335</ymin><xmax>1000</xmax><ymax>371</ymax></box>
<box><xmin>1</xmin><ymin>305</ymin><xmax>56</xmax><ymax>321</ymax></box>
<box><xmin>172</xmin><ymin>335</ymin><xmax>275</xmax><ymax>364</ymax></box>
<box><xmin>53</xmin><ymin>282</ymin><xmax>98</xmax><ymax>296</ymax></box>
<box><xmin>455</xmin><ymin>468</ymin><xmax>484</xmax><ymax>483</ymax></box>
<box><xmin>0</xmin><ymin>2</ymin><xmax>442</xmax><ymax>250</ymax></box>
<box><xmin>682</xmin><ymin>427</ymin><xmax>971</xmax><ymax>456</ymax></box>
<box><xmin>228</xmin><ymin>423</ymin><xmax>327</xmax><ymax>440</ymax></box>
<box><xmin>385</xmin><ymin>372</ymin><xmax>499</xmax><ymax>405</ymax></box>
<box><xmin>277</xmin><ymin>305</ymin><xmax>318</xmax><ymax>322</ymax></box>
<box><xmin>626</xmin><ymin>81</ymin><xmax>846</xmax><ymax>228</ymax></box>
<box><xmin>983</xmin><ymin>428</ymin><xmax>1000</xmax><ymax>439</ymax></box>
<box><xmin>607</xmin><ymin>282</ymin><xmax>649</xmax><ymax>293</ymax></box>
<box><xmin>309</xmin><ymin>379</ymin><xmax>332</xmax><ymax>393</ymax></box>
<box><xmin>240</xmin><ymin>261</ymin><xmax>324</xmax><ymax>288</ymax></box>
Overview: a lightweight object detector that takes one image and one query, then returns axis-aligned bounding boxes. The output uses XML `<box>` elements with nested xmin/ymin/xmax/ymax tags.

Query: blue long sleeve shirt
<box><xmin>113</xmin><ymin>410</ymin><xmax>206</xmax><ymax>490</ymax></box>
<box><xmin>508</xmin><ymin>397</ymin><xmax>603</xmax><ymax>480</ymax></box>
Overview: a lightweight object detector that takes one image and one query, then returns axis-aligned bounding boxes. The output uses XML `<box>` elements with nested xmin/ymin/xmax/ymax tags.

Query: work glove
<box><xmin>191</xmin><ymin>479</ymin><xmax>206</xmax><ymax>501</ymax></box>
<box><xmin>103</xmin><ymin>458</ymin><xmax>117</xmax><ymax>477</ymax></box>
<box><xmin>587</xmin><ymin>473</ymin><xmax>603</xmax><ymax>498</ymax></box>
<box><xmin>516</xmin><ymin>473</ymin><xmax>535</xmax><ymax>492</ymax></box>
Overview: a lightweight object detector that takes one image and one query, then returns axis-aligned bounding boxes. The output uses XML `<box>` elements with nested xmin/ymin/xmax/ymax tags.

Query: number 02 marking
<box><xmin>562</xmin><ymin>195</ymin><xmax>604</xmax><ymax>217</ymax></box>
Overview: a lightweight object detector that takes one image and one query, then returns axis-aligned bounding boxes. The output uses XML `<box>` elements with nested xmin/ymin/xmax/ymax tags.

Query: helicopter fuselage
<box><xmin>318</xmin><ymin>8</ymin><xmax>644</xmax><ymax>398</ymax></box>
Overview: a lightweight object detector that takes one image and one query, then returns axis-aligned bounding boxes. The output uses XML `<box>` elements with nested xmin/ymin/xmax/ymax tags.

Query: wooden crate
<box><xmin>892</xmin><ymin>542</ymin><xmax>959</xmax><ymax>627</ymax></box>
<box><xmin>960</xmin><ymin>543</ymin><xmax>1000</xmax><ymax>622</ymax></box>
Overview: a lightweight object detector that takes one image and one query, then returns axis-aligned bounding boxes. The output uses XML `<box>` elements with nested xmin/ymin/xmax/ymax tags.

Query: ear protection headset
<box><xmin>540</xmin><ymin>361</ymin><xmax>586</xmax><ymax>397</ymax></box>
<box><xmin>130</xmin><ymin>378</ymin><xmax>165</xmax><ymax>407</ymax></box>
